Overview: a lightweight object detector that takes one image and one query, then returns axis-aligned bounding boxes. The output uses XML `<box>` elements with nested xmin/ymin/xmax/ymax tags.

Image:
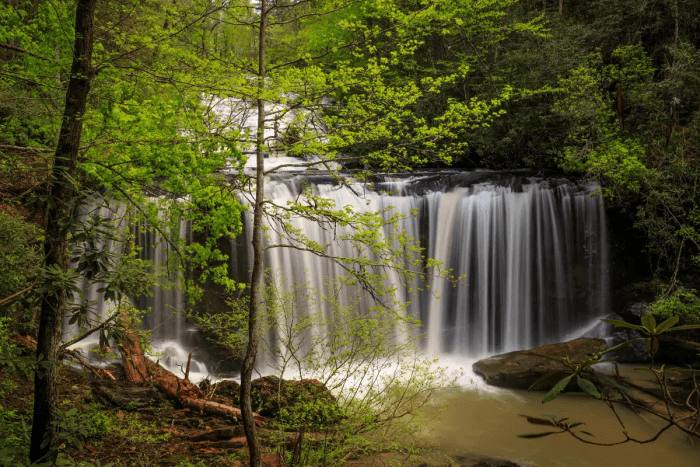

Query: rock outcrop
<box><xmin>472</xmin><ymin>338</ymin><xmax>607</xmax><ymax>389</ymax></box>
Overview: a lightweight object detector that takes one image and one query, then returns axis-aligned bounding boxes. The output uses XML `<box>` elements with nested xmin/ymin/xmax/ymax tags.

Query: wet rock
<box><xmin>617</xmin><ymin>301</ymin><xmax>649</xmax><ymax>325</ymax></box>
<box><xmin>91</xmin><ymin>380</ymin><xmax>166</xmax><ymax>408</ymax></box>
<box><xmin>611</xmin><ymin>328</ymin><xmax>650</xmax><ymax>363</ymax></box>
<box><xmin>472</xmin><ymin>338</ymin><xmax>607</xmax><ymax>389</ymax></box>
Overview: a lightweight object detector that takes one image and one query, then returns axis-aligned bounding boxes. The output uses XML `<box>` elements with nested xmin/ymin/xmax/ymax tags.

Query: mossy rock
<box><xmin>238</xmin><ymin>376</ymin><xmax>341</xmax><ymax>428</ymax></box>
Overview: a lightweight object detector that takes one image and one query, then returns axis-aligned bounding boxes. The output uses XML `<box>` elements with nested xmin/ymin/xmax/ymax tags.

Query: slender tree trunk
<box><xmin>30</xmin><ymin>0</ymin><xmax>96</xmax><ymax>462</ymax></box>
<box><xmin>240</xmin><ymin>2</ymin><xmax>267</xmax><ymax>466</ymax></box>
<box><xmin>616</xmin><ymin>83</ymin><xmax>623</xmax><ymax>130</ymax></box>
<box><xmin>559</xmin><ymin>0</ymin><xmax>563</xmax><ymax>19</ymax></box>
<box><xmin>673</xmin><ymin>0</ymin><xmax>679</xmax><ymax>45</ymax></box>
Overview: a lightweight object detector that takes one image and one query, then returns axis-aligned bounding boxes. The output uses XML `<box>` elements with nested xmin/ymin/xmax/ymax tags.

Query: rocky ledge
<box><xmin>472</xmin><ymin>338</ymin><xmax>607</xmax><ymax>389</ymax></box>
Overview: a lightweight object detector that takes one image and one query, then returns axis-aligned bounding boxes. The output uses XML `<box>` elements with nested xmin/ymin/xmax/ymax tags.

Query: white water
<box><xmin>64</xmin><ymin>172</ymin><xmax>610</xmax><ymax>379</ymax></box>
<box><xmin>63</xmin><ymin>200</ymin><xmax>211</xmax><ymax>380</ymax></box>
<box><xmin>232</xmin><ymin>172</ymin><xmax>610</xmax><ymax>359</ymax></box>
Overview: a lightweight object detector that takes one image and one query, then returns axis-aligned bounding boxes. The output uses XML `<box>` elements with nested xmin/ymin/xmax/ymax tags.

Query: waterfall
<box><xmin>233</xmin><ymin>171</ymin><xmax>610</xmax><ymax>357</ymax></box>
<box><xmin>63</xmin><ymin>199</ymin><xmax>211</xmax><ymax>380</ymax></box>
<box><xmin>64</xmin><ymin>171</ymin><xmax>610</xmax><ymax>379</ymax></box>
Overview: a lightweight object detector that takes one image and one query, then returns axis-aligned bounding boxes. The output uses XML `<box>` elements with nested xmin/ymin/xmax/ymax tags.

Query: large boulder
<box><xmin>611</xmin><ymin>328</ymin><xmax>651</xmax><ymax>363</ymax></box>
<box><xmin>617</xmin><ymin>301</ymin><xmax>649</xmax><ymax>325</ymax></box>
<box><xmin>472</xmin><ymin>338</ymin><xmax>607</xmax><ymax>389</ymax></box>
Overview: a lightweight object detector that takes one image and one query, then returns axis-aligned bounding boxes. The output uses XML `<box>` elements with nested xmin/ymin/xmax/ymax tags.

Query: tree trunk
<box><xmin>30</xmin><ymin>0</ymin><xmax>96</xmax><ymax>462</ymax></box>
<box><xmin>118</xmin><ymin>314</ymin><xmax>266</xmax><ymax>423</ymax></box>
<box><xmin>559</xmin><ymin>0</ymin><xmax>563</xmax><ymax>19</ymax></box>
<box><xmin>240</xmin><ymin>2</ymin><xmax>267</xmax><ymax>466</ymax></box>
<box><xmin>673</xmin><ymin>0</ymin><xmax>679</xmax><ymax>45</ymax></box>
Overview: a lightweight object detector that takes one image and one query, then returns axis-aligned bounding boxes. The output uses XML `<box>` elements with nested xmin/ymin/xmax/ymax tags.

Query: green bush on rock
<box><xmin>649</xmin><ymin>287</ymin><xmax>700</xmax><ymax>326</ymax></box>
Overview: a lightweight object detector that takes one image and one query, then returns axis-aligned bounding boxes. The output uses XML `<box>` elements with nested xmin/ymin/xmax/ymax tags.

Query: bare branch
<box><xmin>0</xmin><ymin>43</ymin><xmax>54</xmax><ymax>62</ymax></box>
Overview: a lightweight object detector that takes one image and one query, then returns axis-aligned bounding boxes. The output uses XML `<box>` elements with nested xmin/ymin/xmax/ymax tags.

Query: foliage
<box><xmin>649</xmin><ymin>287</ymin><xmax>700</xmax><ymax>326</ymax></box>
<box><xmin>203</xmin><ymin>276</ymin><xmax>460</xmax><ymax>464</ymax></box>
<box><xmin>407</xmin><ymin>0</ymin><xmax>700</xmax><ymax>271</ymax></box>
<box><xmin>0</xmin><ymin>212</ymin><xmax>42</xmax><ymax>323</ymax></box>
<box><xmin>0</xmin><ymin>317</ymin><xmax>52</xmax><ymax>383</ymax></box>
<box><xmin>0</xmin><ymin>408</ymin><xmax>32</xmax><ymax>465</ymax></box>
<box><xmin>518</xmin><ymin>313</ymin><xmax>700</xmax><ymax>442</ymax></box>
<box><xmin>552</xmin><ymin>48</ymin><xmax>653</xmax><ymax>200</ymax></box>
<box><xmin>49</xmin><ymin>407</ymin><xmax>113</xmax><ymax>454</ymax></box>
<box><xmin>0</xmin><ymin>406</ymin><xmax>114</xmax><ymax>467</ymax></box>
<box><xmin>522</xmin><ymin>312</ymin><xmax>700</xmax><ymax>405</ymax></box>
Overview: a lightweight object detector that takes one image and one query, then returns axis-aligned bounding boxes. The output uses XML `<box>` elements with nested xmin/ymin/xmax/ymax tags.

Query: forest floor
<box><xmin>0</xmin><ymin>365</ymin><xmax>520</xmax><ymax>467</ymax></box>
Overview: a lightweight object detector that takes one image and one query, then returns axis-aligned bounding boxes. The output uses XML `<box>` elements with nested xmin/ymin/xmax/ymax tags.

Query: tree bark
<box><xmin>30</xmin><ymin>0</ymin><xmax>97</xmax><ymax>462</ymax></box>
<box><xmin>118</xmin><ymin>314</ymin><xmax>266</xmax><ymax>424</ymax></box>
<box><xmin>240</xmin><ymin>2</ymin><xmax>268</xmax><ymax>466</ymax></box>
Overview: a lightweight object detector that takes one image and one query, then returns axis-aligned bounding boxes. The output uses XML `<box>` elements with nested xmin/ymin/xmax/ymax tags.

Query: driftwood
<box><xmin>117</xmin><ymin>315</ymin><xmax>266</xmax><ymax>426</ymax></box>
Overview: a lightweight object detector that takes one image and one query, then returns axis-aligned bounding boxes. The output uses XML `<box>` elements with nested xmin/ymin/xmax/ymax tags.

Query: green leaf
<box><xmin>655</xmin><ymin>317</ymin><xmax>679</xmax><ymax>333</ymax></box>
<box><xmin>602</xmin><ymin>337</ymin><xmax>644</xmax><ymax>355</ymax></box>
<box><xmin>517</xmin><ymin>432</ymin><xmax>559</xmax><ymax>439</ymax></box>
<box><xmin>542</xmin><ymin>375</ymin><xmax>572</xmax><ymax>404</ymax></box>
<box><xmin>669</xmin><ymin>324</ymin><xmax>700</xmax><ymax>331</ymax></box>
<box><xmin>576</xmin><ymin>377</ymin><xmax>601</xmax><ymax>398</ymax></box>
<box><xmin>641</xmin><ymin>314</ymin><xmax>656</xmax><ymax>332</ymax></box>
<box><xmin>519</xmin><ymin>415</ymin><xmax>557</xmax><ymax>427</ymax></box>
<box><xmin>597</xmin><ymin>376</ymin><xmax>628</xmax><ymax>393</ymax></box>
<box><xmin>645</xmin><ymin>336</ymin><xmax>660</xmax><ymax>355</ymax></box>
<box><xmin>527</xmin><ymin>371</ymin><xmax>561</xmax><ymax>391</ymax></box>
<box><xmin>601</xmin><ymin>319</ymin><xmax>644</xmax><ymax>332</ymax></box>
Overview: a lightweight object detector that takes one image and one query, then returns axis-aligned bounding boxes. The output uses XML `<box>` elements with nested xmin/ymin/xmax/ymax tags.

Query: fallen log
<box><xmin>118</xmin><ymin>314</ymin><xmax>266</xmax><ymax>425</ymax></box>
<box><xmin>60</xmin><ymin>348</ymin><xmax>116</xmax><ymax>380</ymax></box>
<box><xmin>13</xmin><ymin>332</ymin><xmax>37</xmax><ymax>350</ymax></box>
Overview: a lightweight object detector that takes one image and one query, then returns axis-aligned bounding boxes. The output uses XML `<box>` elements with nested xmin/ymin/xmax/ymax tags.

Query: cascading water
<box><xmin>64</xmin><ymin>170</ymin><xmax>610</xmax><ymax>379</ymax></box>
<box><xmin>232</xmin><ymin>171</ymin><xmax>610</xmax><ymax>358</ymax></box>
<box><xmin>63</xmin><ymin>200</ymin><xmax>211</xmax><ymax>379</ymax></box>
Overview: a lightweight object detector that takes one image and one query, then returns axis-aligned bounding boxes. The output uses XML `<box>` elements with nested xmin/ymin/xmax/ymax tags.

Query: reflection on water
<box><xmin>426</xmin><ymin>384</ymin><xmax>699</xmax><ymax>467</ymax></box>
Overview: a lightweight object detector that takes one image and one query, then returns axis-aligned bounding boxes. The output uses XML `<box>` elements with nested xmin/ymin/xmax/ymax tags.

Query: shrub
<box><xmin>649</xmin><ymin>287</ymin><xmax>700</xmax><ymax>326</ymax></box>
<box><xmin>0</xmin><ymin>212</ymin><xmax>42</xmax><ymax>325</ymax></box>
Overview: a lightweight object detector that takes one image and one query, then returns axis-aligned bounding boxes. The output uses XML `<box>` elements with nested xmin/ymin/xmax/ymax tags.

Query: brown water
<box><xmin>427</xmin><ymin>387</ymin><xmax>699</xmax><ymax>467</ymax></box>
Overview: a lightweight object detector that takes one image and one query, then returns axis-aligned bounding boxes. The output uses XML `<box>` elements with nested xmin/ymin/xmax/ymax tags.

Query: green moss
<box><xmin>649</xmin><ymin>287</ymin><xmax>700</xmax><ymax>325</ymax></box>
